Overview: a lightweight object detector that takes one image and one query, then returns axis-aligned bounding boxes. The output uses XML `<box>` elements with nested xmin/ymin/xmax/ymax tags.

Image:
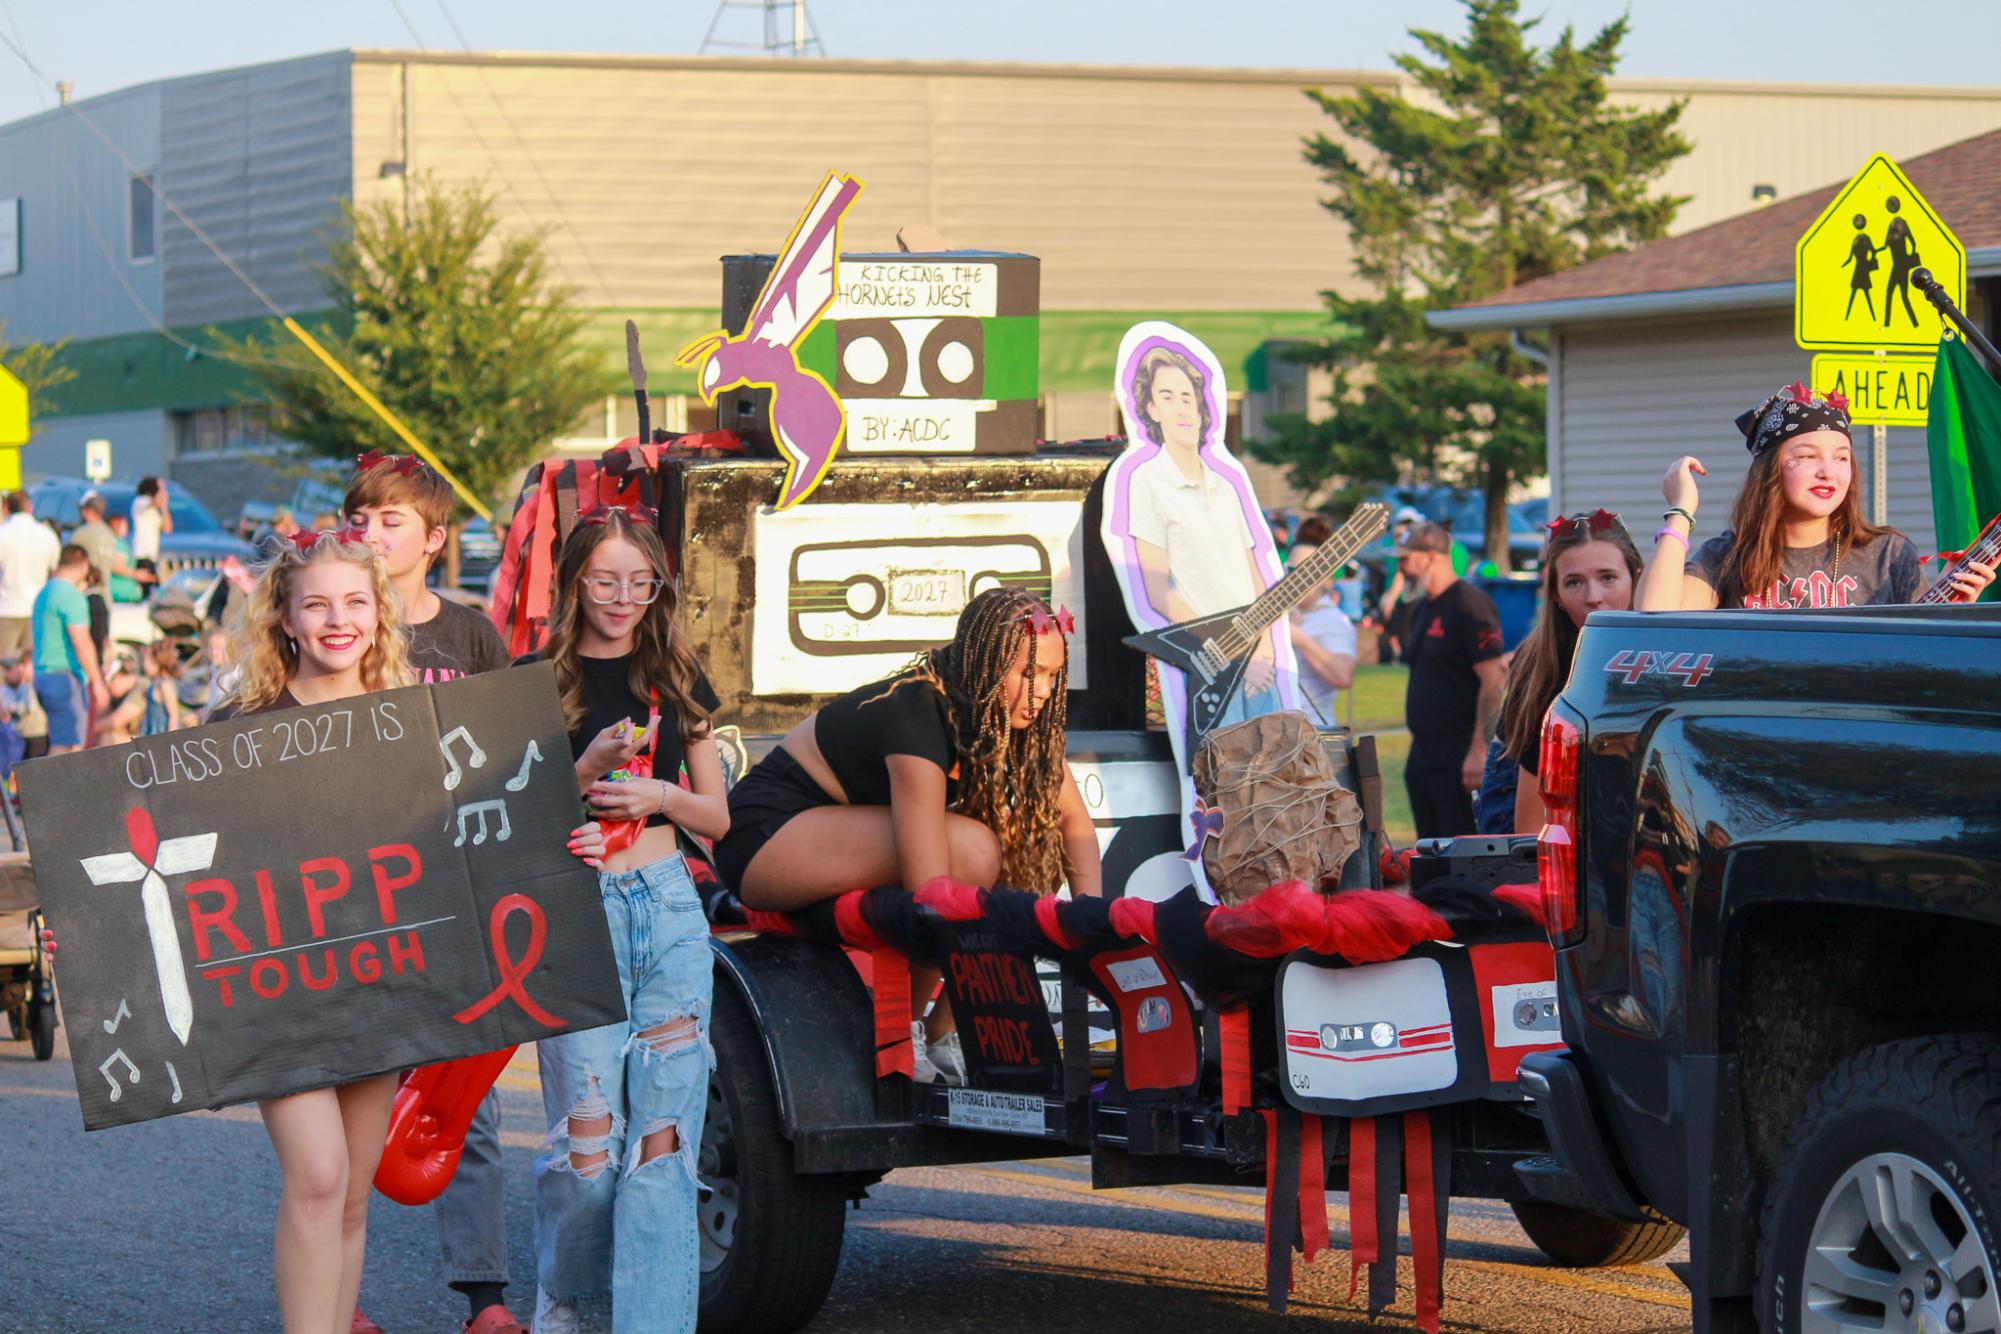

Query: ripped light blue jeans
<box><xmin>535</xmin><ymin>852</ymin><xmax>712</xmax><ymax>1332</ymax></box>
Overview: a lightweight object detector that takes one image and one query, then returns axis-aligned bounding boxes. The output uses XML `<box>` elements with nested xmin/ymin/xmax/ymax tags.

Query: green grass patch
<box><xmin>1344</xmin><ymin>661</ymin><xmax>1407</xmax><ymax>734</ymax></box>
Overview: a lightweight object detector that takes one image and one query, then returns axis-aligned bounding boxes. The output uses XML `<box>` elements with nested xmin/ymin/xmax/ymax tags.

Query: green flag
<box><xmin>1926</xmin><ymin>337</ymin><xmax>2001</xmax><ymax>597</ymax></box>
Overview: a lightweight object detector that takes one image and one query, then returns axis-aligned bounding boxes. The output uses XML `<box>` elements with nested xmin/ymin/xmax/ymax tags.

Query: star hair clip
<box><xmin>1021</xmin><ymin>603</ymin><xmax>1076</xmax><ymax>636</ymax></box>
<box><xmin>355</xmin><ymin>449</ymin><xmax>424</xmax><ymax>478</ymax></box>
<box><xmin>579</xmin><ymin>502</ymin><xmax>659</xmax><ymax>527</ymax></box>
<box><xmin>1545</xmin><ymin>508</ymin><xmax>1620</xmax><ymax>540</ymax></box>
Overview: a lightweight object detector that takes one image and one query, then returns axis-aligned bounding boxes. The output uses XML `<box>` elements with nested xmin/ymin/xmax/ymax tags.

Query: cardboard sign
<box><xmin>20</xmin><ymin>665</ymin><xmax>625</xmax><ymax>1130</ymax></box>
<box><xmin>935</xmin><ymin>916</ymin><xmax>1061</xmax><ymax>1095</ymax></box>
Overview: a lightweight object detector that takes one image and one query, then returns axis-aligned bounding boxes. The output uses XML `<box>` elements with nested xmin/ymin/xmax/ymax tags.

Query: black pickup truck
<box><xmin>1516</xmin><ymin>605</ymin><xmax>2001</xmax><ymax>1333</ymax></box>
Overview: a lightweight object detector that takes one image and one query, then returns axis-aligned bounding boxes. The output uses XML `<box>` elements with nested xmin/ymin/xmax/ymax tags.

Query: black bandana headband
<box><xmin>1736</xmin><ymin>380</ymin><xmax>1851</xmax><ymax>455</ymax></box>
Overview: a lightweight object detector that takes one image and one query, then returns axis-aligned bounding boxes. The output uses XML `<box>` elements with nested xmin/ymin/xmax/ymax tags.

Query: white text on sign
<box><xmin>1809</xmin><ymin>353</ymin><xmax>1934</xmax><ymax>427</ymax></box>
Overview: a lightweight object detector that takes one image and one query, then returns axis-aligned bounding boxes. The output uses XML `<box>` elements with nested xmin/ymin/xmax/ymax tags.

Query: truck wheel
<box><xmin>1509</xmin><ymin>1200</ymin><xmax>1686</xmax><ymax>1267</ymax></box>
<box><xmin>1757</xmin><ymin>1035</ymin><xmax>2001</xmax><ymax>1334</ymax></box>
<box><xmin>698</xmin><ymin>979</ymin><xmax>848</xmax><ymax>1333</ymax></box>
<box><xmin>27</xmin><ymin>999</ymin><xmax>54</xmax><ymax>1061</ymax></box>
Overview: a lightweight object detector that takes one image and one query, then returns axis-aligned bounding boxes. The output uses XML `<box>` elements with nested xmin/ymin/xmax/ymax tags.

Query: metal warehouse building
<box><xmin>4</xmin><ymin>49</ymin><xmax>2001</xmax><ymax>512</ymax></box>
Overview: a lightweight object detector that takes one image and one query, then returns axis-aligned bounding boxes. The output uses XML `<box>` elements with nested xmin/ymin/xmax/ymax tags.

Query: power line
<box><xmin>381</xmin><ymin>0</ymin><xmax>615</xmax><ymax>303</ymax></box>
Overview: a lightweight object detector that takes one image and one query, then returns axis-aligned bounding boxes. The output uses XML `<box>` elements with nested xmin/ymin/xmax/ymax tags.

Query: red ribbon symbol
<box><xmin>453</xmin><ymin>894</ymin><xmax>565</xmax><ymax>1028</ymax></box>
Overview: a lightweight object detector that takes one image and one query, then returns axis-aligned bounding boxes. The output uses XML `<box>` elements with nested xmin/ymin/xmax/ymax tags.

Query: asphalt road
<box><xmin>0</xmin><ymin>1026</ymin><xmax>1692</xmax><ymax>1333</ymax></box>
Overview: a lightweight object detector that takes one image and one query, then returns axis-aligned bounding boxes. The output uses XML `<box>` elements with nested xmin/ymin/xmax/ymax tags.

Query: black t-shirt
<box><xmin>528</xmin><ymin>651</ymin><xmax>722</xmax><ymax>828</ymax></box>
<box><xmin>1401</xmin><ymin>579</ymin><xmax>1505</xmax><ymax>771</ymax></box>
<box><xmin>811</xmin><ymin>671</ymin><xmax>958</xmax><ymax>807</ymax></box>
<box><xmin>406</xmin><ymin>596</ymin><xmax>509</xmax><ymax>683</ymax></box>
<box><xmin>1686</xmin><ymin>530</ymin><xmax>1921</xmax><ymax>609</ymax></box>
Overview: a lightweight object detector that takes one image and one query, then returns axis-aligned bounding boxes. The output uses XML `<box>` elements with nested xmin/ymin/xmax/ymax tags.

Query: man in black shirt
<box><xmin>1398</xmin><ymin>522</ymin><xmax>1506</xmax><ymax>840</ymax></box>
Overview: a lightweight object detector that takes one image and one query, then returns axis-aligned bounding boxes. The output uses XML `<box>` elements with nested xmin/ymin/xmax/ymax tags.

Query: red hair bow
<box><xmin>1545</xmin><ymin>508</ymin><xmax>1619</xmax><ymax>540</ymax></box>
<box><xmin>287</xmin><ymin>525</ymin><xmax>369</xmax><ymax>553</ymax></box>
<box><xmin>1022</xmin><ymin>603</ymin><xmax>1076</xmax><ymax>636</ymax></box>
<box><xmin>579</xmin><ymin>502</ymin><xmax>659</xmax><ymax>527</ymax></box>
<box><xmin>356</xmin><ymin>450</ymin><xmax>422</xmax><ymax>478</ymax></box>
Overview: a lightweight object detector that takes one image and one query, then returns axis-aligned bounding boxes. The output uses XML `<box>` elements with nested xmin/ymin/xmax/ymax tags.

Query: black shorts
<box><xmin>713</xmin><ymin>746</ymin><xmax>839</xmax><ymax>891</ymax></box>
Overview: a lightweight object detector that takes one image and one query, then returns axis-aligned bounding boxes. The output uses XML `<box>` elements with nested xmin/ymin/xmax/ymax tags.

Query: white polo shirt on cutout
<box><xmin>1125</xmin><ymin>451</ymin><xmax>1262</xmax><ymax>616</ymax></box>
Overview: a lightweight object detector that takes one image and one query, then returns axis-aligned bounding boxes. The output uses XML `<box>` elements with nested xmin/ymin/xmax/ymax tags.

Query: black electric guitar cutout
<box><xmin>1124</xmin><ymin>502</ymin><xmax>1389</xmax><ymax>744</ymax></box>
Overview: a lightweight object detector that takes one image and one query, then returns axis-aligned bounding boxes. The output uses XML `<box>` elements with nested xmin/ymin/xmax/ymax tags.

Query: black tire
<box><xmin>27</xmin><ymin>999</ymin><xmax>54</xmax><ymax>1061</ymax></box>
<box><xmin>1509</xmin><ymin>1200</ymin><xmax>1686</xmax><ymax>1267</ymax></box>
<box><xmin>698</xmin><ymin>979</ymin><xmax>848</xmax><ymax>1333</ymax></box>
<box><xmin>1757</xmin><ymin>1035</ymin><xmax>2001</xmax><ymax>1334</ymax></box>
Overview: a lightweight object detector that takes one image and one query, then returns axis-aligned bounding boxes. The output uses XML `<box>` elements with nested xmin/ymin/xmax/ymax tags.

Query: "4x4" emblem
<box><xmin>1604</xmin><ymin>649</ymin><xmax>1714</xmax><ymax>687</ymax></box>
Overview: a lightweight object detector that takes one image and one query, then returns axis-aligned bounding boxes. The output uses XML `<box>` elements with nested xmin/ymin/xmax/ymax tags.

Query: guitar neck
<box><xmin>1213</xmin><ymin>504</ymin><xmax>1388</xmax><ymax>659</ymax></box>
<box><xmin>1919</xmin><ymin>513</ymin><xmax>2001</xmax><ymax>604</ymax></box>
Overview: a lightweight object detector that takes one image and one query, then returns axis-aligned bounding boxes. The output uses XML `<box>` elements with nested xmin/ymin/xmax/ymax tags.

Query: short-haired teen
<box><xmin>1638</xmin><ymin>383</ymin><xmax>1995</xmax><ymax>611</ymax></box>
<box><xmin>343</xmin><ymin>452</ymin><xmax>517</xmax><ymax>1334</ymax></box>
<box><xmin>526</xmin><ymin>505</ymin><xmax>728</xmax><ymax>1334</ymax></box>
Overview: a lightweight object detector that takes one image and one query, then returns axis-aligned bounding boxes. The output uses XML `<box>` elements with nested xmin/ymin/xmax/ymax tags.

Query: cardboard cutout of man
<box><xmin>1101</xmin><ymin>322</ymin><xmax>1297</xmax><ymax>900</ymax></box>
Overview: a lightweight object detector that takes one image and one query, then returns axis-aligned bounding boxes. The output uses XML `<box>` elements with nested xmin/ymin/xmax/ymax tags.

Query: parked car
<box><xmin>30</xmin><ymin>477</ymin><xmax>256</xmax><ymax>577</ymax></box>
<box><xmin>1365</xmin><ymin>484</ymin><xmax>1548</xmax><ymax>571</ymax></box>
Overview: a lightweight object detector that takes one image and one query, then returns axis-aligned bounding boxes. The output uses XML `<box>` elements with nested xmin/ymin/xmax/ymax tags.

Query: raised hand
<box><xmin>1662</xmin><ymin>456</ymin><xmax>1707</xmax><ymax>515</ymax></box>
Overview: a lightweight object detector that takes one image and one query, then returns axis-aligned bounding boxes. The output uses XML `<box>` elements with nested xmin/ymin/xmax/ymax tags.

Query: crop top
<box><xmin>521</xmin><ymin>651</ymin><xmax>721</xmax><ymax>829</ymax></box>
<box><xmin>809</xmin><ymin>671</ymin><xmax>958</xmax><ymax>807</ymax></box>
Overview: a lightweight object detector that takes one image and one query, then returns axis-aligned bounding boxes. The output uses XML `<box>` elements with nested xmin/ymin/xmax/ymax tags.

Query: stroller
<box><xmin>0</xmin><ymin>853</ymin><xmax>53</xmax><ymax>1059</ymax></box>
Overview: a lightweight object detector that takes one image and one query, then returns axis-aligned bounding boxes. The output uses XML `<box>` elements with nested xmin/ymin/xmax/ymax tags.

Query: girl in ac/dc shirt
<box><xmin>1637</xmin><ymin>382</ymin><xmax>1995</xmax><ymax>612</ymax></box>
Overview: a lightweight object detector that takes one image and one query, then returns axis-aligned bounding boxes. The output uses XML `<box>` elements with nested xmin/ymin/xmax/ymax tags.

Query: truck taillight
<box><xmin>1538</xmin><ymin>709</ymin><xmax>1585</xmax><ymax>948</ymax></box>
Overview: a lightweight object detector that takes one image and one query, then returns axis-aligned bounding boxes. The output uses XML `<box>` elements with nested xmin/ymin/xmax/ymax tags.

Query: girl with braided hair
<box><xmin>714</xmin><ymin>585</ymin><xmax>1102</xmax><ymax>1083</ymax></box>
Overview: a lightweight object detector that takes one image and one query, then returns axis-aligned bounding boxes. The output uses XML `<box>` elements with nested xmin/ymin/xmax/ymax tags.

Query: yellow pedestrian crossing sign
<box><xmin>0</xmin><ymin>361</ymin><xmax>25</xmax><ymax>447</ymax></box>
<box><xmin>1796</xmin><ymin>154</ymin><xmax>1963</xmax><ymax>353</ymax></box>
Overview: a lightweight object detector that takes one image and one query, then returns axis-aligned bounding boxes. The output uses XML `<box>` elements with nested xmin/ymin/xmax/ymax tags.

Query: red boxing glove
<box><xmin>373</xmin><ymin>1046</ymin><xmax>518</xmax><ymax>1206</ymax></box>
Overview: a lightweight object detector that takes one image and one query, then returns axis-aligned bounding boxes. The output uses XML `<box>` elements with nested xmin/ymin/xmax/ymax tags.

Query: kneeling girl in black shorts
<box><xmin>714</xmin><ymin>586</ymin><xmax>1102</xmax><ymax>1080</ymax></box>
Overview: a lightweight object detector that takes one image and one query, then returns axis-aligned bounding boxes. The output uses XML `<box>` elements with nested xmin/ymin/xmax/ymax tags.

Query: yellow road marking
<box><xmin>960</xmin><ymin>1165</ymin><xmax>1691</xmax><ymax>1312</ymax></box>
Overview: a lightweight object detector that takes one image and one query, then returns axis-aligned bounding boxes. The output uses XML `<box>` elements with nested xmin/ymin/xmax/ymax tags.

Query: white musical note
<box><xmin>453</xmin><ymin>800</ymin><xmax>512</xmax><ymax>848</ymax></box>
<box><xmin>102</xmin><ymin>997</ymin><xmax>131</xmax><ymax>1035</ymax></box>
<box><xmin>504</xmin><ymin>740</ymin><xmax>544</xmax><ymax>793</ymax></box>
<box><xmin>166</xmin><ymin>1060</ymin><xmax>182</xmax><ymax>1104</ymax></box>
<box><xmin>99</xmin><ymin>1049</ymin><xmax>140</xmax><ymax>1102</ymax></box>
<box><xmin>439</xmin><ymin>726</ymin><xmax>488</xmax><ymax>792</ymax></box>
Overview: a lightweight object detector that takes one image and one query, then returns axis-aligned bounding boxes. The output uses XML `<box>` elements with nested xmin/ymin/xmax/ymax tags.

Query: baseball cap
<box><xmin>1395</xmin><ymin>521</ymin><xmax>1452</xmax><ymax>556</ymax></box>
<box><xmin>1393</xmin><ymin>505</ymin><xmax>1426</xmax><ymax>525</ymax></box>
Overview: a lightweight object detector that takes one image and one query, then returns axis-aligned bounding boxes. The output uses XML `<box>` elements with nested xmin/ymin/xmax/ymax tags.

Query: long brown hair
<box><xmin>1717</xmin><ymin>438</ymin><xmax>1891</xmax><ymax>606</ymax></box>
<box><xmin>901</xmin><ymin>586</ymin><xmax>1070</xmax><ymax>895</ymax></box>
<box><xmin>1498</xmin><ymin>515</ymin><xmax>1643</xmax><ymax>764</ymax></box>
<box><xmin>226</xmin><ymin>533</ymin><xmax>413</xmax><ymax>712</ymax></box>
<box><xmin>543</xmin><ymin>509</ymin><xmax>712</xmax><ymax>744</ymax></box>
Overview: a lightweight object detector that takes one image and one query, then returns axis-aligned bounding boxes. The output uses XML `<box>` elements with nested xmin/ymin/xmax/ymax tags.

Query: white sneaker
<box><xmin>927</xmin><ymin>1030</ymin><xmax>968</xmax><ymax>1086</ymax></box>
<box><xmin>533</xmin><ymin>1286</ymin><xmax>581</xmax><ymax>1334</ymax></box>
<box><xmin>910</xmin><ymin>1020</ymin><xmax>942</xmax><ymax>1083</ymax></box>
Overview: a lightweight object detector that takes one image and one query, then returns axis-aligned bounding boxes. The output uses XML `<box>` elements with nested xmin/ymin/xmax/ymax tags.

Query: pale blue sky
<box><xmin>2</xmin><ymin>0</ymin><xmax>1998</xmax><ymax>126</ymax></box>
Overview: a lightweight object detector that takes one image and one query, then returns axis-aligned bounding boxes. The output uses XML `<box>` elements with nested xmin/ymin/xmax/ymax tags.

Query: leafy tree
<box><xmin>0</xmin><ymin>320</ymin><xmax>78</xmax><ymax>442</ymax></box>
<box><xmin>229</xmin><ymin>177</ymin><xmax>608</xmax><ymax>530</ymax></box>
<box><xmin>1253</xmin><ymin>0</ymin><xmax>1690</xmax><ymax>567</ymax></box>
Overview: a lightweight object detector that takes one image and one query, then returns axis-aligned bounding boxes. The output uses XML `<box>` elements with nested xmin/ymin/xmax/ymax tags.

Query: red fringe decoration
<box><xmin>1203</xmin><ymin>882</ymin><xmax>1452</xmax><ymax>963</ymax></box>
<box><xmin>914</xmin><ymin>876</ymin><xmax>985</xmax><ymax>922</ymax></box>
<box><xmin>1492</xmin><ymin>880</ymin><xmax>1546</xmax><ymax>927</ymax></box>
<box><xmin>1108</xmin><ymin>896</ymin><xmax>1159</xmax><ymax>943</ymax></box>
<box><xmin>833</xmin><ymin>892</ymin><xmax>885</xmax><ymax>949</ymax></box>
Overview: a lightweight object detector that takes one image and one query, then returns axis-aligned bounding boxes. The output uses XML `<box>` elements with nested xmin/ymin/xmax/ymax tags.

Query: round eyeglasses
<box><xmin>584</xmin><ymin>576</ymin><xmax>664</xmax><ymax>605</ymax></box>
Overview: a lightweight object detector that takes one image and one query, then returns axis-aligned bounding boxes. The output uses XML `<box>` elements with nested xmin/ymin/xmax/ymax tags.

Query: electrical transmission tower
<box><xmin>700</xmin><ymin>0</ymin><xmax>827</xmax><ymax>57</ymax></box>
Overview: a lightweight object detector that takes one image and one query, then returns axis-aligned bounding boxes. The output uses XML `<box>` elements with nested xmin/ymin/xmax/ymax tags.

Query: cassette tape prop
<box><xmin>751</xmin><ymin>497</ymin><xmax>1087</xmax><ymax>697</ymax></box>
<box><xmin>1274</xmin><ymin>937</ymin><xmax>1561</xmax><ymax>1119</ymax></box>
<box><xmin>722</xmin><ymin>252</ymin><xmax>1039</xmax><ymax>457</ymax></box>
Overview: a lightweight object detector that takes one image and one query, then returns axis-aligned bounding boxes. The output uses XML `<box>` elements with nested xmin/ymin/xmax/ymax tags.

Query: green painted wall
<box><xmin>40</xmin><ymin>307</ymin><xmax>1340</xmax><ymax>419</ymax></box>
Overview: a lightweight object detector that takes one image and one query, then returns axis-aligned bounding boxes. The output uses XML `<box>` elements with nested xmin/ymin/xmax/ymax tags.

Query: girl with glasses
<box><xmin>522</xmin><ymin>504</ymin><xmax>727</xmax><ymax>1334</ymax></box>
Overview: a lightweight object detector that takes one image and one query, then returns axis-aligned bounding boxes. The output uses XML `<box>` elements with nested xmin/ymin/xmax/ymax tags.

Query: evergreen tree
<box><xmin>231</xmin><ymin>177</ymin><xmax>607</xmax><ymax>521</ymax></box>
<box><xmin>1254</xmin><ymin>0</ymin><xmax>1689</xmax><ymax>567</ymax></box>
